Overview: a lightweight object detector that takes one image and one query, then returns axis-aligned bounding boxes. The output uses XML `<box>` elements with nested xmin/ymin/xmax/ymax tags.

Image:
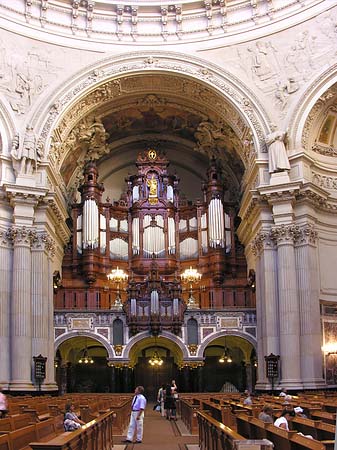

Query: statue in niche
<box><xmin>147</xmin><ymin>173</ymin><xmax>158</xmax><ymax>197</ymax></box>
<box><xmin>11</xmin><ymin>125</ymin><xmax>42</xmax><ymax>176</ymax></box>
<box><xmin>266</xmin><ymin>125</ymin><xmax>290</xmax><ymax>174</ymax></box>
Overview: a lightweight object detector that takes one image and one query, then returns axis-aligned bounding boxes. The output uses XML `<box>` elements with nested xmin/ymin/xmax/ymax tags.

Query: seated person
<box><xmin>279</xmin><ymin>389</ymin><xmax>287</xmax><ymax>397</ymax></box>
<box><xmin>243</xmin><ymin>390</ymin><xmax>252</xmax><ymax>405</ymax></box>
<box><xmin>294</xmin><ymin>406</ymin><xmax>307</xmax><ymax>418</ymax></box>
<box><xmin>274</xmin><ymin>409</ymin><xmax>294</xmax><ymax>430</ymax></box>
<box><xmin>64</xmin><ymin>403</ymin><xmax>85</xmax><ymax>431</ymax></box>
<box><xmin>259</xmin><ymin>405</ymin><xmax>273</xmax><ymax>423</ymax></box>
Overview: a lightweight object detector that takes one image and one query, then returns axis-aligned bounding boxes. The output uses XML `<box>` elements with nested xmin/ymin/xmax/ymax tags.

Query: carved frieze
<box><xmin>311</xmin><ymin>143</ymin><xmax>337</xmax><ymax>157</ymax></box>
<box><xmin>312</xmin><ymin>172</ymin><xmax>337</xmax><ymax>191</ymax></box>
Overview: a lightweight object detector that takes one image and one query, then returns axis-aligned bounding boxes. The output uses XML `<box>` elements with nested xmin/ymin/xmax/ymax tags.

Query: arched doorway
<box><xmin>55</xmin><ymin>336</ymin><xmax>109</xmax><ymax>393</ymax></box>
<box><xmin>129</xmin><ymin>336</ymin><xmax>184</xmax><ymax>401</ymax></box>
<box><xmin>203</xmin><ymin>335</ymin><xmax>256</xmax><ymax>393</ymax></box>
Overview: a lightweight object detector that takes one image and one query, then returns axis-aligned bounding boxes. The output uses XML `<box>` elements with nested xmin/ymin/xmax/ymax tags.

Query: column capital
<box><xmin>10</xmin><ymin>226</ymin><xmax>37</xmax><ymax>246</ymax></box>
<box><xmin>294</xmin><ymin>223</ymin><xmax>318</xmax><ymax>246</ymax></box>
<box><xmin>271</xmin><ymin>224</ymin><xmax>298</xmax><ymax>244</ymax></box>
<box><xmin>31</xmin><ymin>232</ymin><xmax>56</xmax><ymax>257</ymax></box>
<box><xmin>251</xmin><ymin>230</ymin><xmax>275</xmax><ymax>256</ymax></box>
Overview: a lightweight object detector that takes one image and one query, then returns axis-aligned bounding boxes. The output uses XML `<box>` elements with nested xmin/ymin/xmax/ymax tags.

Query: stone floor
<box><xmin>115</xmin><ymin>403</ymin><xmax>199</xmax><ymax>449</ymax></box>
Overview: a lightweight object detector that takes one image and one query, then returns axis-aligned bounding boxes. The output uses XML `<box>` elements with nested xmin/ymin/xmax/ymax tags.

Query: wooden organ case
<box><xmin>55</xmin><ymin>149</ymin><xmax>255</xmax><ymax>335</ymax></box>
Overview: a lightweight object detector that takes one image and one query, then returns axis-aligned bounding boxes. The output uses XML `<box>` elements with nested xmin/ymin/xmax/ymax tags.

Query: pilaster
<box><xmin>31</xmin><ymin>233</ymin><xmax>57</xmax><ymax>391</ymax></box>
<box><xmin>252</xmin><ymin>231</ymin><xmax>279</xmax><ymax>390</ymax></box>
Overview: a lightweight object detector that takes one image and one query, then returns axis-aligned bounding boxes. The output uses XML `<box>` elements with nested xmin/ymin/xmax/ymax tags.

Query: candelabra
<box><xmin>181</xmin><ymin>266</ymin><xmax>202</xmax><ymax>309</ymax></box>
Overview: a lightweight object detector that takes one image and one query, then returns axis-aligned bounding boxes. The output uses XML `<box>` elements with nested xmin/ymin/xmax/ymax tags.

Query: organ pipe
<box><xmin>208</xmin><ymin>198</ymin><xmax>225</xmax><ymax>248</ymax></box>
<box><xmin>83</xmin><ymin>199</ymin><xmax>99</xmax><ymax>249</ymax></box>
<box><xmin>132</xmin><ymin>217</ymin><xmax>140</xmax><ymax>255</ymax></box>
<box><xmin>168</xmin><ymin>217</ymin><xmax>176</xmax><ymax>254</ymax></box>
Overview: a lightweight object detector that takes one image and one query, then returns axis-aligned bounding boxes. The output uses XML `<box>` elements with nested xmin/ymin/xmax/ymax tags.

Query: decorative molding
<box><xmin>0</xmin><ymin>0</ymin><xmax>325</xmax><ymax>45</ymax></box>
<box><xmin>312</xmin><ymin>172</ymin><xmax>337</xmax><ymax>191</ymax></box>
<box><xmin>311</xmin><ymin>143</ymin><xmax>337</xmax><ymax>157</ymax></box>
<box><xmin>113</xmin><ymin>345</ymin><xmax>123</xmax><ymax>356</ymax></box>
<box><xmin>187</xmin><ymin>344</ymin><xmax>198</xmax><ymax>356</ymax></box>
<box><xmin>36</xmin><ymin>52</ymin><xmax>268</xmax><ymax>171</ymax></box>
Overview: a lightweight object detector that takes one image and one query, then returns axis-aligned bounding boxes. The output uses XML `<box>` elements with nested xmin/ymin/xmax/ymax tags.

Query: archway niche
<box><xmin>55</xmin><ymin>336</ymin><xmax>109</xmax><ymax>394</ymax></box>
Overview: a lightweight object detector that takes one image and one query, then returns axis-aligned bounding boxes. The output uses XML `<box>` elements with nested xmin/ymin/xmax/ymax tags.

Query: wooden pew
<box><xmin>197</xmin><ymin>410</ymin><xmax>246</xmax><ymax>450</ymax></box>
<box><xmin>29</xmin><ymin>410</ymin><xmax>114</xmax><ymax>450</ymax></box>
<box><xmin>236</xmin><ymin>412</ymin><xmax>334</xmax><ymax>450</ymax></box>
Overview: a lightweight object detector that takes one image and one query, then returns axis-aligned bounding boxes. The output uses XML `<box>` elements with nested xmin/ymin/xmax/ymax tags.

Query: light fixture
<box><xmin>219</xmin><ymin>337</ymin><xmax>232</xmax><ymax>364</ymax></box>
<box><xmin>149</xmin><ymin>350</ymin><xmax>163</xmax><ymax>367</ymax></box>
<box><xmin>78</xmin><ymin>346</ymin><xmax>94</xmax><ymax>364</ymax></box>
<box><xmin>181</xmin><ymin>266</ymin><xmax>202</xmax><ymax>309</ymax></box>
<box><xmin>148</xmin><ymin>338</ymin><xmax>163</xmax><ymax>367</ymax></box>
<box><xmin>107</xmin><ymin>266</ymin><xmax>128</xmax><ymax>308</ymax></box>
<box><xmin>322</xmin><ymin>342</ymin><xmax>337</xmax><ymax>356</ymax></box>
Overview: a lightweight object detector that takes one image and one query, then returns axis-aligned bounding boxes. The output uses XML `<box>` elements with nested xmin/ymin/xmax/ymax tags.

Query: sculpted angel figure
<box><xmin>266</xmin><ymin>125</ymin><xmax>290</xmax><ymax>174</ymax></box>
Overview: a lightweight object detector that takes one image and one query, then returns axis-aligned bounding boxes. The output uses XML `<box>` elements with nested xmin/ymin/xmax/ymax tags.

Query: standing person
<box><xmin>164</xmin><ymin>383</ymin><xmax>176</xmax><ymax>421</ymax></box>
<box><xmin>157</xmin><ymin>384</ymin><xmax>165</xmax><ymax>417</ymax></box>
<box><xmin>64</xmin><ymin>403</ymin><xmax>85</xmax><ymax>431</ymax></box>
<box><xmin>0</xmin><ymin>387</ymin><xmax>8</xmax><ymax>418</ymax></box>
<box><xmin>171</xmin><ymin>379</ymin><xmax>178</xmax><ymax>419</ymax></box>
<box><xmin>123</xmin><ymin>386</ymin><xmax>147</xmax><ymax>444</ymax></box>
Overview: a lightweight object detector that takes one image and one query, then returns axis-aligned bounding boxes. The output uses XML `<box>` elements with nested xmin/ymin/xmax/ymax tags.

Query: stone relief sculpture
<box><xmin>11</xmin><ymin>125</ymin><xmax>43</xmax><ymax>176</ymax></box>
<box><xmin>266</xmin><ymin>125</ymin><xmax>290</xmax><ymax>173</ymax></box>
<box><xmin>78</xmin><ymin>117</ymin><xmax>110</xmax><ymax>161</ymax></box>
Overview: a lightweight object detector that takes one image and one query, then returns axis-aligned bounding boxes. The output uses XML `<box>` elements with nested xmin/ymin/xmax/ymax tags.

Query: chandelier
<box><xmin>219</xmin><ymin>337</ymin><xmax>232</xmax><ymax>364</ymax></box>
<box><xmin>78</xmin><ymin>347</ymin><xmax>94</xmax><ymax>364</ymax></box>
<box><xmin>181</xmin><ymin>266</ymin><xmax>202</xmax><ymax>309</ymax></box>
<box><xmin>149</xmin><ymin>350</ymin><xmax>163</xmax><ymax>366</ymax></box>
<box><xmin>107</xmin><ymin>266</ymin><xmax>128</xmax><ymax>308</ymax></box>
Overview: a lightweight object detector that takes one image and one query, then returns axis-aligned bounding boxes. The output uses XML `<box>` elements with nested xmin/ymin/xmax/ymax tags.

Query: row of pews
<box><xmin>0</xmin><ymin>393</ymin><xmax>133</xmax><ymax>450</ymax></box>
<box><xmin>178</xmin><ymin>392</ymin><xmax>337</xmax><ymax>450</ymax></box>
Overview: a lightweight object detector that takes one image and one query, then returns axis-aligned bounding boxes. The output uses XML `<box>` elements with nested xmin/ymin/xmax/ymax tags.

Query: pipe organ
<box><xmin>57</xmin><ymin>150</ymin><xmax>253</xmax><ymax>334</ymax></box>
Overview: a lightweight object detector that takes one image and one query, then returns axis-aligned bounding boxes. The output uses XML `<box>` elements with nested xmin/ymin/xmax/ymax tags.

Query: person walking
<box><xmin>123</xmin><ymin>386</ymin><xmax>147</xmax><ymax>444</ymax></box>
<box><xmin>157</xmin><ymin>384</ymin><xmax>165</xmax><ymax>417</ymax></box>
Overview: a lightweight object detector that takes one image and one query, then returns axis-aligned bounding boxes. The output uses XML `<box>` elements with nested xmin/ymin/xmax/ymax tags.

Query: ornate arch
<box><xmin>123</xmin><ymin>331</ymin><xmax>188</xmax><ymax>363</ymax></box>
<box><xmin>32</xmin><ymin>51</ymin><xmax>271</xmax><ymax>177</ymax></box>
<box><xmin>54</xmin><ymin>330</ymin><xmax>114</xmax><ymax>359</ymax></box>
<box><xmin>197</xmin><ymin>329</ymin><xmax>256</xmax><ymax>359</ymax></box>
<box><xmin>289</xmin><ymin>63</ymin><xmax>337</xmax><ymax>149</ymax></box>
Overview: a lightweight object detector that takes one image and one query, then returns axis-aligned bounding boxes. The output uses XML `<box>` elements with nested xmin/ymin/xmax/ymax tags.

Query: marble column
<box><xmin>31</xmin><ymin>233</ymin><xmax>57</xmax><ymax>391</ymax></box>
<box><xmin>0</xmin><ymin>230</ymin><xmax>12</xmax><ymax>388</ymax></box>
<box><xmin>294</xmin><ymin>225</ymin><xmax>325</xmax><ymax>389</ymax></box>
<box><xmin>272</xmin><ymin>225</ymin><xmax>302</xmax><ymax>389</ymax></box>
<box><xmin>10</xmin><ymin>227</ymin><xmax>34</xmax><ymax>390</ymax></box>
<box><xmin>253</xmin><ymin>231</ymin><xmax>279</xmax><ymax>390</ymax></box>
